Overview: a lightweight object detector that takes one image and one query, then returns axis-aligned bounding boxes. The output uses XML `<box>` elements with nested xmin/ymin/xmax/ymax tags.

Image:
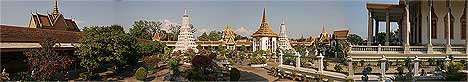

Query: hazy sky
<box><xmin>1</xmin><ymin>0</ymin><xmax>399</xmax><ymax>39</ymax></box>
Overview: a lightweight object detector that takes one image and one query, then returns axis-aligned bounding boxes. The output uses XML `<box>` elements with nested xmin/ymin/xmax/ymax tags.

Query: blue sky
<box><xmin>1</xmin><ymin>0</ymin><xmax>399</xmax><ymax>39</ymax></box>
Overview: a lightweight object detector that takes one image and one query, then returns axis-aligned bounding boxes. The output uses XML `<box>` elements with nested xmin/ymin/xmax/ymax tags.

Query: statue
<box><xmin>314</xmin><ymin>49</ymin><xmax>318</xmax><ymax>55</ymax></box>
<box><xmin>305</xmin><ymin>50</ymin><xmax>309</xmax><ymax>56</ymax></box>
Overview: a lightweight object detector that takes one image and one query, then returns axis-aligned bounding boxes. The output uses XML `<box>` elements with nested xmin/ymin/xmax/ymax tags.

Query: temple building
<box><xmin>277</xmin><ymin>18</ymin><xmax>293</xmax><ymax>50</ymax></box>
<box><xmin>223</xmin><ymin>25</ymin><xmax>236</xmax><ymax>50</ymax></box>
<box><xmin>351</xmin><ymin>0</ymin><xmax>468</xmax><ymax>62</ymax></box>
<box><xmin>173</xmin><ymin>9</ymin><xmax>198</xmax><ymax>53</ymax></box>
<box><xmin>28</xmin><ymin>0</ymin><xmax>80</xmax><ymax>32</ymax></box>
<box><xmin>252</xmin><ymin>8</ymin><xmax>278</xmax><ymax>52</ymax></box>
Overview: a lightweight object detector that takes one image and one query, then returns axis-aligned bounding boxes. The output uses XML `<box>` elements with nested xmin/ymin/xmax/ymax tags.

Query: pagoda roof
<box><xmin>252</xmin><ymin>8</ymin><xmax>278</xmax><ymax>37</ymax></box>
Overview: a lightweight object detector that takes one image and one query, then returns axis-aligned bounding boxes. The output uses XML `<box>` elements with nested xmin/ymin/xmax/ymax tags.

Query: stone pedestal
<box><xmin>347</xmin><ymin>56</ymin><xmax>354</xmax><ymax>79</ymax></box>
<box><xmin>379</xmin><ymin>55</ymin><xmax>387</xmax><ymax>81</ymax></box>
<box><xmin>279</xmin><ymin>52</ymin><xmax>284</xmax><ymax>67</ymax></box>
<box><xmin>295</xmin><ymin>52</ymin><xmax>301</xmax><ymax>67</ymax></box>
<box><xmin>413</xmin><ymin>56</ymin><xmax>420</xmax><ymax>76</ymax></box>
<box><xmin>318</xmin><ymin>53</ymin><xmax>325</xmax><ymax>74</ymax></box>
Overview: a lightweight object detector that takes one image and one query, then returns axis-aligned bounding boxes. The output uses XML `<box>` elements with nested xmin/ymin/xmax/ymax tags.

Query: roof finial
<box><xmin>184</xmin><ymin>8</ymin><xmax>188</xmax><ymax>16</ymax></box>
<box><xmin>52</xmin><ymin>0</ymin><xmax>59</xmax><ymax>16</ymax></box>
<box><xmin>282</xmin><ymin>17</ymin><xmax>285</xmax><ymax>25</ymax></box>
<box><xmin>322</xmin><ymin>25</ymin><xmax>327</xmax><ymax>34</ymax></box>
<box><xmin>262</xmin><ymin>8</ymin><xmax>267</xmax><ymax>23</ymax></box>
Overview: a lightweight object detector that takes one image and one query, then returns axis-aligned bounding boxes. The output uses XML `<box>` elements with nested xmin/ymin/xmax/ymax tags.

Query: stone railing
<box><xmin>350</xmin><ymin>45</ymin><xmax>467</xmax><ymax>54</ymax></box>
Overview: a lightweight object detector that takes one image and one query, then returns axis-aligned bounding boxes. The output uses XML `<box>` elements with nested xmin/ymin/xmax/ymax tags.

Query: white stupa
<box><xmin>173</xmin><ymin>8</ymin><xmax>198</xmax><ymax>53</ymax></box>
<box><xmin>277</xmin><ymin>18</ymin><xmax>293</xmax><ymax>50</ymax></box>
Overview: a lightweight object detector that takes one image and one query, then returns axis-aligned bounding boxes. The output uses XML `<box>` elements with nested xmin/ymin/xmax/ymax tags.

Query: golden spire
<box><xmin>251</xmin><ymin>8</ymin><xmax>278</xmax><ymax>37</ymax></box>
<box><xmin>322</xmin><ymin>25</ymin><xmax>327</xmax><ymax>34</ymax></box>
<box><xmin>262</xmin><ymin>8</ymin><xmax>267</xmax><ymax>23</ymax></box>
<box><xmin>52</xmin><ymin>0</ymin><xmax>59</xmax><ymax>16</ymax></box>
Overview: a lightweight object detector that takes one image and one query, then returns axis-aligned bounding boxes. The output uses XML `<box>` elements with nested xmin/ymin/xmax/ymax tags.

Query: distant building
<box><xmin>28</xmin><ymin>0</ymin><xmax>79</xmax><ymax>32</ymax></box>
<box><xmin>223</xmin><ymin>25</ymin><xmax>236</xmax><ymax>50</ymax></box>
<box><xmin>251</xmin><ymin>8</ymin><xmax>278</xmax><ymax>52</ymax></box>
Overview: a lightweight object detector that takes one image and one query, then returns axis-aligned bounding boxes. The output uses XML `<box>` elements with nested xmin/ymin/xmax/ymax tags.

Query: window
<box><xmin>431</xmin><ymin>7</ymin><xmax>437</xmax><ymax>39</ymax></box>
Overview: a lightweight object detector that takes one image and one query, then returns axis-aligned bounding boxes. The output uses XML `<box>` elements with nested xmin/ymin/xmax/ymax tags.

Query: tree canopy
<box><xmin>130</xmin><ymin>20</ymin><xmax>162</xmax><ymax>40</ymax></box>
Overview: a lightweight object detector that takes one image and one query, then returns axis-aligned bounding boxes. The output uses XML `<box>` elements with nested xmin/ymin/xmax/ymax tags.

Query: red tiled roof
<box><xmin>0</xmin><ymin>25</ymin><xmax>83</xmax><ymax>43</ymax></box>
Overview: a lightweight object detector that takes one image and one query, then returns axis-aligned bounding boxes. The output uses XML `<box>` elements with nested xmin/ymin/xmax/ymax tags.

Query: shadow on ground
<box><xmin>239</xmin><ymin>71</ymin><xmax>268</xmax><ymax>81</ymax></box>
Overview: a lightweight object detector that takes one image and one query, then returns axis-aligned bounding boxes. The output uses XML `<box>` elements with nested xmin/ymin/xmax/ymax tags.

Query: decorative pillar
<box><xmin>318</xmin><ymin>53</ymin><xmax>325</xmax><ymax>74</ymax></box>
<box><xmin>413</xmin><ymin>56</ymin><xmax>420</xmax><ymax>76</ymax></box>
<box><xmin>466</xmin><ymin>0</ymin><xmax>468</xmax><ymax>54</ymax></box>
<box><xmin>295</xmin><ymin>52</ymin><xmax>301</xmax><ymax>67</ymax></box>
<box><xmin>347</xmin><ymin>56</ymin><xmax>354</xmax><ymax>79</ymax></box>
<box><xmin>377</xmin><ymin>44</ymin><xmax>382</xmax><ymax>54</ymax></box>
<box><xmin>368</xmin><ymin>12</ymin><xmax>374</xmax><ymax>46</ymax></box>
<box><xmin>444</xmin><ymin>56</ymin><xmax>451</xmax><ymax>70</ymax></box>
<box><xmin>404</xmin><ymin>1</ymin><xmax>411</xmax><ymax>53</ymax></box>
<box><xmin>279</xmin><ymin>51</ymin><xmax>284</xmax><ymax>67</ymax></box>
<box><xmin>427</xmin><ymin>0</ymin><xmax>434</xmax><ymax>54</ymax></box>
<box><xmin>446</xmin><ymin>0</ymin><xmax>452</xmax><ymax>54</ymax></box>
<box><xmin>386</xmin><ymin>11</ymin><xmax>391</xmax><ymax>46</ymax></box>
<box><xmin>380</xmin><ymin>55</ymin><xmax>387</xmax><ymax>81</ymax></box>
<box><xmin>253</xmin><ymin>38</ymin><xmax>256</xmax><ymax>52</ymax></box>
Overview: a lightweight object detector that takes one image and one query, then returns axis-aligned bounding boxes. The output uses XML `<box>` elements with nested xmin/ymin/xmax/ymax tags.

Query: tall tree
<box><xmin>130</xmin><ymin>20</ymin><xmax>162</xmax><ymax>40</ymax></box>
<box><xmin>347</xmin><ymin>34</ymin><xmax>363</xmax><ymax>45</ymax></box>
<box><xmin>198</xmin><ymin>32</ymin><xmax>209</xmax><ymax>41</ymax></box>
<box><xmin>75</xmin><ymin>25</ymin><xmax>137</xmax><ymax>74</ymax></box>
<box><xmin>24</xmin><ymin>36</ymin><xmax>73</xmax><ymax>80</ymax></box>
<box><xmin>208</xmin><ymin>31</ymin><xmax>222</xmax><ymax>41</ymax></box>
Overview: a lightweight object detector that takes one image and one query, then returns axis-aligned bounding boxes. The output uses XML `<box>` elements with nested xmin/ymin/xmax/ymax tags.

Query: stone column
<box><xmin>446</xmin><ymin>0</ymin><xmax>452</xmax><ymax>54</ymax></box>
<box><xmin>380</xmin><ymin>55</ymin><xmax>387</xmax><ymax>81</ymax></box>
<box><xmin>466</xmin><ymin>0</ymin><xmax>468</xmax><ymax>54</ymax></box>
<box><xmin>427</xmin><ymin>0</ymin><xmax>434</xmax><ymax>54</ymax></box>
<box><xmin>368</xmin><ymin>12</ymin><xmax>374</xmax><ymax>46</ymax></box>
<box><xmin>347</xmin><ymin>56</ymin><xmax>354</xmax><ymax>79</ymax></box>
<box><xmin>413</xmin><ymin>56</ymin><xmax>420</xmax><ymax>76</ymax></box>
<box><xmin>318</xmin><ymin>53</ymin><xmax>325</xmax><ymax>74</ymax></box>
<box><xmin>279</xmin><ymin>51</ymin><xmax>284</xmax><ymax>67</ymax></box>
<box><xmin>253</xmin><ymin>38</ymin><xmax>256</xmax><ymax>52</ymax></box>
<box><xmin>295</xmin><ymin>52</ymin><xmax>301</xmax><ymax>67</ymax></box>
<box><xmin>386</xmin><ymin>11</ymin><xmax>391</xmax><ymax>46</ymax></box>
<box><xmin>404</xmin><ymin>1</ymin><xmax>411</xmax><ymax>53</ymax></box>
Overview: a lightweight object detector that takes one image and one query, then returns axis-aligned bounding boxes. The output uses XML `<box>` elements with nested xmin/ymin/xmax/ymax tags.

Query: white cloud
<box><xmin>234</xmin><ymin>26</ymin><xmax>253</xmax><ymax>37</ymax></box>
<box><xmin>161</xmin><ymin>19</ymin><xmax>180</xmax><ymax>31</ymax></box>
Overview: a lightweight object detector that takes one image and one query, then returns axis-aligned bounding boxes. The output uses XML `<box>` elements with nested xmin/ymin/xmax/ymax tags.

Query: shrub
<box><xmin>230</xmin><ymin>68</ymin><xmax>240</xmax><ymax>81</ymax></box>
<box><xmin>250</xmin><ymin>56</ymin><xmax>267</xmax><ymax>64</ymax></box>
<box><xmin>135</xmin><ymin>67</ymin><xmax>147</xmax><ymax>81</ymax></box>
<box><xmin>143</xmin><ymin>55</ymin><xmax>160</xmax><ymax>70</ymax></box>
<box><xmin>291</xmin><ymin>70</ymin><xmax>297</xmax><ymax>80</ymax></box>
<box><xmin>280</xmin><ymin>69</ymin><xmax>286</xmax><ymax>78</ymax></box>
<box><xmin>334</xmin><ymin>64</ymin><xmax>343</xmax><ymax>72</ymax></box>
<box><xmin>271</xmin><ymin>66</ymin><xmax>279</xmax><ymax>76</ymax></box>
<box><xmin>301</xmin><ymin>73</ymin><xmax>308</xmax><ymax>82</ymax></box>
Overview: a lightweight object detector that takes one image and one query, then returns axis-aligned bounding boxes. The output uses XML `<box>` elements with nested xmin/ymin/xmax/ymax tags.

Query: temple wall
<box><xmin>423</xmin><ymin>1</ymin><xmax>466</xmax><ymax>46</ymax></box>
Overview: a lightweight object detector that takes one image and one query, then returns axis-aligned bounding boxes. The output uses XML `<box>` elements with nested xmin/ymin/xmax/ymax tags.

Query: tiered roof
<box><xmin>28</xmin><ymin>0</ymin><xmax>79</xmax><ymax>32</ymax></box>
<box><xmin>223</xmin><ymin>25</ymin><xmax>236</xmax><ymax>45</ymax></box>
<box><xmin>251</xmin><ymin>8</ymin><xmax>278</xmax><ymax>37</ymax></box>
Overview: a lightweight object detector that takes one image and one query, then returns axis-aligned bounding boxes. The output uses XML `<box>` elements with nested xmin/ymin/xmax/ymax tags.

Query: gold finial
<box><xmin>322</xmin><ymin>25</ymin><xmax>327</xmax><ymax>34</ymax></box>
<box><xmin>52</xmin><ymin>0</ymin><xmax>59</xmax><ymax>16</ymax></box>
<box><xmin>262</xmin><ymin>8</ymin><xmax>267</xmax><ymax>23</ymax></box>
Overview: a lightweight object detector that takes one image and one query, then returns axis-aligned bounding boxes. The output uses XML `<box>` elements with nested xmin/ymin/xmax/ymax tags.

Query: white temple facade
<box><xmin>277</xmin><ymin>18</ymin><xmax>293</xmax><ymax>50</ymax></box>
<box><xmin>252</xmin><ymin>8</ymin><xmax>278</xmax><ymax>52</ymax></box>
<box><xmin>173</xmin><ymin>9</ymin><xmax>198</xmax><ymax>53</ymax></box>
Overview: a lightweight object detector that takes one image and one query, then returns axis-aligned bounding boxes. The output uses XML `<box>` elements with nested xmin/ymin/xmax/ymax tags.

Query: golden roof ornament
<box><xmin>223</xmin><ymin>24</ymin><xmax>236</xmax><ymax>45</ymax></box>
<box><xmin>52</xmin><ymin>0</ymin><xmax>60</xmax><ymax>17</ymax></box>
<box><xmin>251</xmin><ymin>8</ymin><xmax>278</xmax><ymax>37</ymax></box>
